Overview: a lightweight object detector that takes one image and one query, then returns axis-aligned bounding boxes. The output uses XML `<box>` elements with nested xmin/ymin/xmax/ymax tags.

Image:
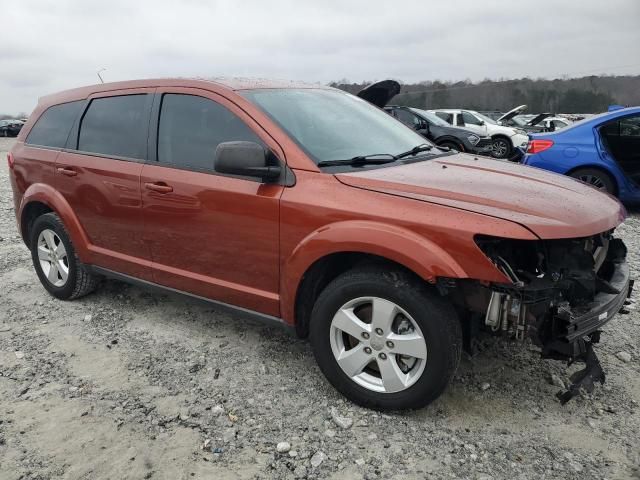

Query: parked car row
<box><xmin>8</xmin><ymin>77</ymin><xmax>632</xmax><ymax>411</ymax></box>
<box><xmin>356</xmin><ymin>80</ymin><xmax>640</xmax><ymax>205</ymax></box>
<box><xmin>0</xmin><ymin>119</ymin><xmax>24</xmax><ymax>137</ymax></box>
<box><xmin>357</xmin><ymin>81</ymin><xmax>529</xmax><ymax>159</ymax></box>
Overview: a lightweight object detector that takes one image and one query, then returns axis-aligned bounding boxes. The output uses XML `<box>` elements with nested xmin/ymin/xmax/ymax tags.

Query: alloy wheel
<box><xmin>37</xmin><ymin>229</ymin><xmax>69</xmax><ymax>287</ymax></box>
<box><xmin>329</xmin><ymin>296</ymin><xmax>427</xmax><ymax>393</ymax></box>
<box><xmin>578</xmin><ymin>174</ymin><xmax>606</xmax><ymax>190</ymax></box>
<box><xmin>491</xmin><ymin>139</ymin><xmax>509</xmax><ymax>158</ymax></box>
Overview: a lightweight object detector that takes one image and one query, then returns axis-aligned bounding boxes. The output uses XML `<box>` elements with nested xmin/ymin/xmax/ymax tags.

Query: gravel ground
<box><xmin>0</xmin><ymin>136</ymin><xmax>639</xmax><ymax>480</ymax></box>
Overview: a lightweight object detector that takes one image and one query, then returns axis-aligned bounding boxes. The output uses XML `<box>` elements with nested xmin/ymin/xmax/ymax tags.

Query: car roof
<box><xmin>530</xmin><ymin>106</ymin><xmax>640</xmax><ymax>137</ymax></box>
<box><xmin>38</xmin><ymin>77</ymin><xmax>332</xmax><ymax>106</ymax></box>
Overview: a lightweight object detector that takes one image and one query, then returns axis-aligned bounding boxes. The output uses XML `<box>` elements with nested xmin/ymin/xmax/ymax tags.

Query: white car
<box><xmin>518</xmin><ymin>115</ymin><xmax>571</xmax><ymax>131</ymax></box>
<box><xmin>498</xmin><ymin>105</ymin><xmax>572</xmax><ymax>132</ymax></box>
<box><xmin>429</xmin><ymin>109</ymin><xmax>529</xmax><ymax>159</ymax></box>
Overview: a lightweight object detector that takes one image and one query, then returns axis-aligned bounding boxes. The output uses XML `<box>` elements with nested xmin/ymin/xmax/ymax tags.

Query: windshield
<box><xmin>472</xmin><ymin>111</ymin><xmax>497</xmax><ymax>125</ymax></box>
<box><xmin>411</xmin><ymin>108</ymin><xmax>450</xmax><ymax>127</ymax></box>
<box><xmin>510</xmin><ymin>116</ymin><xmax>529</xmax><ymax>126</ymax></box>
<box><xmin>240</xmin><ymin>88</ymin><xmax>431</xmax><ymax>164</ymax></box>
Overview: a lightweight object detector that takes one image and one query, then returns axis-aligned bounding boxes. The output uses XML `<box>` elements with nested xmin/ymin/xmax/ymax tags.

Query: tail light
<box><xmin>526</xmin><ymin>139</ymin><xmax>554</xmax><ymax>154</ymax></box>
<box><xmin>7</xmin><ymin>152</ymin><xmax>14</xmax><ymax>169</ymax></box>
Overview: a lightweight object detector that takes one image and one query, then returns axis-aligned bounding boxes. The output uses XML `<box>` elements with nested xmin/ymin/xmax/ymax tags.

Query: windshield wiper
<box><xmin>317</xmin><ymin>154</ymin><xmax>397</xmax><ymax>167</ymax></box>
<box><xmin>317</xmin><ymin>144</ymin><xmax>435</xmax><ymax>168</ymax></box>
<box><xmin>395</xmin><ymin>143</ymin><xmax>434</xmax><ymax>159</ymax></box>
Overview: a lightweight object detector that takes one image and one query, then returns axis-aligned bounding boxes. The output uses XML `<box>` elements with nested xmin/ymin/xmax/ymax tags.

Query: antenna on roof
<box><xmin>97</xmin><ymin>68</ymin><xmax>106</xmax><ymax>84</ymax></box>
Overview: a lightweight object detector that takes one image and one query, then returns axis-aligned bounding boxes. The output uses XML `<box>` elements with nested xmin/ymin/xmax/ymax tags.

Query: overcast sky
<box><xmin>1</xmin><ymin>0</ymin><xmax>639</xmax><ymax>114</ymax></box>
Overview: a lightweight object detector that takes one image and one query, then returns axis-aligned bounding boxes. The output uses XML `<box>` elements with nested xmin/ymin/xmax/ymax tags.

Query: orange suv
<box><xmin>8</xmin><ymin>78</ymin><xmax>633</xmax><ymax>409</ymax></box>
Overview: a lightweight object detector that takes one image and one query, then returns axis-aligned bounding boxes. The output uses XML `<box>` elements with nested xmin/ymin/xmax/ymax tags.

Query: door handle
<box><xmin>144</xmin><ymin>182</ymin><xmax>173</xmax><ymax>193</ymax></box>
<box><xmin>57</xmin><ymin>167</ymin><xmax>77</xmax><ymax>177</ymax></box>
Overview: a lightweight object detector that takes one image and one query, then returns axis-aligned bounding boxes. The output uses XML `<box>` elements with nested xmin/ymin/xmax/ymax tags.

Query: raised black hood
<box><xmin>356</xmin><ymin>80</ymin><xmax>401</xmax><ymax>108</ymax></box>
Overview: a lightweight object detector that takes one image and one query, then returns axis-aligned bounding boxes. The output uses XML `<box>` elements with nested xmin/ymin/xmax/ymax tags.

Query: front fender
<box><xmin>281</xmin><ymin>220</ymin><xmax>467</xmax><ymax>324</ymax></box>
<box><xmin>19</xmin><ymin>183</ymin><xmax>91</xmax><ymax>262</ymax></box>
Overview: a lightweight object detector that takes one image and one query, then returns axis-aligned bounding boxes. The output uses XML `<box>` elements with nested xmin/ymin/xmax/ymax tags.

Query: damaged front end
<box><xmin>450</xmin><ymin>231</ymin><xmax>633</xmax><ymax>403</ymax></box>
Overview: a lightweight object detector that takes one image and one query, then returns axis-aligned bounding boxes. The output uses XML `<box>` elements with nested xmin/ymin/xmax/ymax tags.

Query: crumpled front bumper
<box><xmin>559</xmin><ymin>261</ymin><xmax>632</xmax><ymax>343</ymax></box>
<box><xmin>541</xmin><ymin>258</ymin><xmax>633</xmax><ymax>403</ymax></box>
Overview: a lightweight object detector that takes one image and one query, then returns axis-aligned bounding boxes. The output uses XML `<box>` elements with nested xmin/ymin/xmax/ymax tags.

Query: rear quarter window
<box><xmin>25</xmin><ymin>101</ymin><xmax>83</xmax><ymax>148</ymax></box>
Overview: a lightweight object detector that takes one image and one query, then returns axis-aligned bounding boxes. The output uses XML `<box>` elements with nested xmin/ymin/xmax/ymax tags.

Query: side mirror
<box><xmin>478</xmin><ymin>120</ymin><xmax>485</xmax><ymax>126</ymax></box>
<box><xmin>214</xmin><ymin>141</ymin><xmax>281</xmax><ymax>182</ymax></box>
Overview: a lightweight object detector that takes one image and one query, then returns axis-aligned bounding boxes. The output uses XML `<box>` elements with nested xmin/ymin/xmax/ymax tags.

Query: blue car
<box><xmin>522</xmin><ymin>107</ymin><xmax>640</xmax><ymax>204</ymax></box>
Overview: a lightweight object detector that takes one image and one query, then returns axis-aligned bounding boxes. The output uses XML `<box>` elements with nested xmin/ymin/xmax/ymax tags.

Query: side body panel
<box><xmin>140</xmin><ymin>87</ymin><xmax>285</xmax><ymax>316</ymax></box>
<box><xmin>278</xmin><ymin>169</ymin><xmax>537</xmax><ymax>324</ymax></box>
<box><xmin>54</xmin><ymin>88</ymin><xmax>154</xmax><ymax>280</ymax></box>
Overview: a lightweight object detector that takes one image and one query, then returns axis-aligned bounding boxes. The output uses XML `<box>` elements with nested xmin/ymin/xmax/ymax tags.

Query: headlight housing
<box><xmin>467</xmin><ymin>134</ymin><xmax>480</xmax><ymax>145</ymax></box>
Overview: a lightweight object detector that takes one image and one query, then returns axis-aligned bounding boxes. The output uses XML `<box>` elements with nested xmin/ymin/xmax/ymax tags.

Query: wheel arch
<box><xmin>491</xmin><ymin>133</ymin><xmax>512</xmax><ymax>143</ymax></box>
<box><xmin>565</xmin><ymin>164</ymin><xmax>619</xmax><ymax>196</ymax></box>
<box><xmin>281</xmin><ymin>220</ymin><xmax>467</xmax><ymax>336</ymax></box>
<box><xmin>18</xmin><ymin>184</ymin><xmax>91</xmax><ymax>260</ymax></box>
<box><xmin>435</xmin><ymin>136</ymin><xmax>465</xmax><ymax>151</ymax></box>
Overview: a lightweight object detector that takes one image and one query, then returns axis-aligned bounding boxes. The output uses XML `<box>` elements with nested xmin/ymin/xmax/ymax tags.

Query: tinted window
<box><xmin>620</xmin><ymin>115</ymin><xmax>640</xmax><ymax>137</ymax></box>
<box><xmin>395</xmin><ymin>109</ymin><xmax>420</xmax><ymax>128</ymax></box>
<box><xmin>462</xmin><ymin>112</ymin><xmax>482</xmax><ymax>126</ymax></box>
<box><xmin>26</xmin><ymin>101</ymin><xmax>83</xmax><ymax>148</ymax></box>
<box><xmin>78</xmin><ymin>95</ymin><xmax>148</xmax><ymax>159</ymax></box>
<box><xmin>158</xmin><ymin>94</ymin><xmax>262</xmax><ymax>171</ymax></box>
<box><xmin>435</xmin><ymin>112</ymin><xmax>453</xmax><ymax>124</ymax></box>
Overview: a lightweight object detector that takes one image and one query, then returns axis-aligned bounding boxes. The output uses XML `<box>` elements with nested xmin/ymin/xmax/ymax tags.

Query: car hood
<box><xmin>336</xmin><ymin>154</ymin><xmax>625</xmax><ymax>239</ymax></box>
<box><xmin>526</xmin><ymin>113</ymin><xmax>553</xmax><ymax>126</ymax></box>
<box><xmin>498</xmin><ymin>104</ymin><xmax>527</xmax><ymax>123</ymax></box>
<box><xmin>357</xmin><ymin>80</ymin><xmax>401</xmax><ymax>108</ymax></box>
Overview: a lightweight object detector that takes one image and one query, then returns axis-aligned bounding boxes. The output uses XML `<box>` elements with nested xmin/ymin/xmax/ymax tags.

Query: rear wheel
<box><xmin>309</xmin><ymin>268</ymin><xmax>462</xmax><ymax>410</ymax></box>
<box><xmin>30</xmin><ymin>213</ymin><xmax>98</xmax><ymax>300</ymax></box>
<box><xmin>569</xmin><ymin>168</ymin><xmax>616</xmax><ymax>195</ymax></box>
<box><xmin>490</xmin><ymin>137</ymin><xmax>511</xmax><ymax>159</ymax></box>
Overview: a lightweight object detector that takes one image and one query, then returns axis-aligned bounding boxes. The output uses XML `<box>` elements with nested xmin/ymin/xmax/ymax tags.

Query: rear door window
<box><xmin>157</xmin><ymin>94</ymin><xmax>262</xmax><ymax>172</ymax></box>
<box><xmin>78</xmin><ymin>95</ymin><xmax>149</xmax><ymax>160</ymax></box>
<box><xmin>435</xmin><ymin>111</ymin><xmax>453</xmax><ymax>124</ymax></box>
<box><xmin>26</xmin><ymin>101</ymin><xmax>83</xmax><ymax>148</ymax></box>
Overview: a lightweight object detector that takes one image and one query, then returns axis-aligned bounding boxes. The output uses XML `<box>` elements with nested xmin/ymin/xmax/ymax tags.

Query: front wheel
<box><xmin>490</xmin><ymin>137</ymin><xmax>512</xmax><ymax>159</ymax></box>
<box><xmin>309</xmin><ymin>268</ymin><xmax>462</xmax><ymax>410</ymax></box>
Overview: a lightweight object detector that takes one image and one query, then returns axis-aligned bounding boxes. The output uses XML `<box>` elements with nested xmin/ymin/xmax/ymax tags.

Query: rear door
<box><xmin>600</xmin><ymin>114</ymin><xmax>640</xmax><ymax>184</ymax></box>
<box><xmin>140</xmin><ymin>88</ymin><xmax>283</xmax><ymax>316</ymax></box>
<box><xmin>55</xmin><ymin>89</ymin><xmax>154</xmax><ymax>280</ymax></box>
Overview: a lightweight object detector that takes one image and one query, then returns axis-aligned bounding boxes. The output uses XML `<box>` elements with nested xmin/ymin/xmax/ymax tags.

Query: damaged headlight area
<box><xmin>449</xmin><ymin>231</ymin><xmax>633</xmax><ymax>404</ymax></box>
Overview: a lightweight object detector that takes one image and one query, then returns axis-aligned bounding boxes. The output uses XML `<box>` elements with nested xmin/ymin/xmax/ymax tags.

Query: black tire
<box><xmin>438</xmin><ymin>140</ymin><xmax>463</xmax><ymax>152</ymax></box>
<box><xmin>309</xmin><ymin>268</ymin><xmax>462</xmax><ymax>410</ymax></box>
<box><xmin>30</xmin><ymin>213</ymin><xmax>98</xmax><ymax>300</ymax></box>
<box><xmin>490</xmin><ymin>137</ymin><xmax>512</xmax><ymax>159</ymax></box>
<box><xmin>569</xmin><ymin>168</ymin><xmax>616</xmax><ymax>195</ymax></box>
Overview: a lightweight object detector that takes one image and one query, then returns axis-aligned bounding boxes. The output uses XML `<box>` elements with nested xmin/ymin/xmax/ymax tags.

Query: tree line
<box><xmin>331</xmin><ymin>75</ymin><xmax>640</xmax><ymax>114</ymax></box>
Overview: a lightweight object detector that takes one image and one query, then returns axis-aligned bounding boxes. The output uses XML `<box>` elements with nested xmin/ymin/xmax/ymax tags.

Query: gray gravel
<box><xmin>0</xmin><ymin>137</ymin><xmax>639</xmax><ymax>479</ymax></box>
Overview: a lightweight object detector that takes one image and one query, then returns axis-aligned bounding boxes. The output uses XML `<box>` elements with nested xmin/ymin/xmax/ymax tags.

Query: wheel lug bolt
<box><xmin>362</xmin><ymin>332</ymin><xmax>370</xmax><ymax>339</ymax></box>
<box><xmin>375</xmin><ymin>328</ymin><xmax>384</xmax><ymax>336</ymax></box>
<box><xmin>378</xmin><ymin>353</ymin><xmax>387</xmax><ymax>360</ymax></box>
<box><xmin>364</xmin><ymin>347</ymin><xmax>372</xmax><ymax>354</ymax></box>
<box><xmin>386</xmin><ymin>341</ymin><xmax>394</xmax><ymax>349</ymax></box>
